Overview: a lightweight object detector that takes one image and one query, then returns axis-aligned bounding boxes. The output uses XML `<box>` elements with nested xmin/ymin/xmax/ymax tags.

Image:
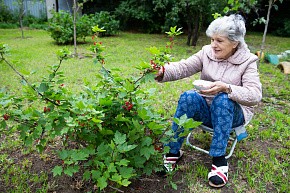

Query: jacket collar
<box><xmin>205</xmin><ymin>45</ymin><xmax>251</xmax><ymax>65</ymax></box>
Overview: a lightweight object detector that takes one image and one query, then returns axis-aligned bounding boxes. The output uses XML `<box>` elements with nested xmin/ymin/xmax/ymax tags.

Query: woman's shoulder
<box><xmin>229</xmin><ymin>46</ymin><xmax>258</xmax><ymax>65</ymax></box>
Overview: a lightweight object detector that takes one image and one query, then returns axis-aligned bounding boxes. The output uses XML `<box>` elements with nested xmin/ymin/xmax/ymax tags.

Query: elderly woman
<box><xmin>156</xmin><ymin>14</ymin><xmax>262</xmax><ymax>188</ymax></box>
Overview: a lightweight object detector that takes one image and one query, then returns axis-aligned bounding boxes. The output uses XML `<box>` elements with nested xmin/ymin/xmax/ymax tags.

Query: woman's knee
<box><xmin>211</xmin><ymin>93</ymin><xmax>234</xmax><ymax>108</ymax></box>
<box><xmin>179</xmin><ymin>90</ymin><xmax>201</xmax><ymax>104</ymax></box>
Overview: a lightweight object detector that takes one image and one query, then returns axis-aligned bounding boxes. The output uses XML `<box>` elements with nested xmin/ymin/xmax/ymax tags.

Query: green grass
<box><xmin>0</xmin><ymin>29</ymin><xmax>290</xmax><ymax>192</ymax></box>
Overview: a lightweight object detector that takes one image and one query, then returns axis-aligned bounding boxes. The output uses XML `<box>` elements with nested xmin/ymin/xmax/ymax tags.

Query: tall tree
<box><xmin>260</xmin><ymin>0</ymin><xmax>283</xmax><ymax>59</ymax></box>
<box><xmin>16</xmin><ymin>0</ymin><xmax>25</xmax><ymax>39</ymax></box>
<box><xmin>72</xmin><ymin>0</ymin><xmax>87</xmax><ymax>57</ymax></box>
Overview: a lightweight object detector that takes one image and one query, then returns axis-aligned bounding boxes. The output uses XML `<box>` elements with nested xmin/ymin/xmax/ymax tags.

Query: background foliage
<box><xmin>1</xmin><ymin>0</ymin><xmax>290</xmax><ymax>37</ymax></box>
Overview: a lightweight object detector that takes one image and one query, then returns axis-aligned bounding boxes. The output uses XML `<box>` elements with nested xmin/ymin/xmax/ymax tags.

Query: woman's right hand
<box><xmin>154</xmin><ymin>68</ymin><xmax>164</xmax><ymax>82</ymax></box>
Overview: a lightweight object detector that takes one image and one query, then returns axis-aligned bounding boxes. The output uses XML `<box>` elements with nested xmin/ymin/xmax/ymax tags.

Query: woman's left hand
<box><xmin>200</xmin><ymin>81</ymin><xmax>229</xmax><ymax>95</ymax></box>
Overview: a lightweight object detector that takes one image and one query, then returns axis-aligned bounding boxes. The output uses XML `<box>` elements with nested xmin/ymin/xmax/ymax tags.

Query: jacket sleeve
<box><xmin>228</xmin><ymin>57</ymin><xmax>262</xmax><ymax>106</ymax></box>
<box><xmin>160</xmin><ymin>48</ymin><xmax>204</xmax><ymax>82</ymax></box>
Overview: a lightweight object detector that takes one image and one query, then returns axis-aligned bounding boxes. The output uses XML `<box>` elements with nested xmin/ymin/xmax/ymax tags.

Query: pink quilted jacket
<box><xmin>161</xmin><ymin>45</ymin><xmax>262</xmax><ymax>124</ymax></box>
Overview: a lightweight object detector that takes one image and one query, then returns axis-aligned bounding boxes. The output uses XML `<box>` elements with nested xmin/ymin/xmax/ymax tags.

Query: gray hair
<box><xmin>206</xmin><ymin>14</ymin><xmax>247</xmax><ymax>48</ymax></box>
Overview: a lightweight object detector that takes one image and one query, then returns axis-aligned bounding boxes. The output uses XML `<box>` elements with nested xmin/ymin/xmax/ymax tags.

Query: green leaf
<box><xmin>124</xmin><ymin>80</ymin><xmax>135</xmax><ymax>91</ymax></box>
<box><xmin>117</xmin><ymin>143</ymin><xmax>138</xmax><ymax>152</ymax></box>
<box><xmin>137</xmin><ymin>108</ymin><xmax>149</xmax><ymax>120</ymax></box>
<box><xmin>99</xmin><ymin>129</ymin><xmax>114</xmax><ymax>135</ymax></box>
<box><xmin>117</xmin><ymin>159</ymin><xmax>130</xmax><ymax>166</ymax></box>
<box><xmin>92</xmin><ymin>25</ymin><xmax>106</xmax><ymax>33</ymax></box>
<box><xmin>147</xmin><ymin>122</ymin><xmax>163</xmax><ymax>130</ymax></box>
<box><xmin>121</xmin><ymin>179</ymin><xmax>131</xmax><ymax>187</ymax></box>
<box><xmin>99</xmin><ymin>98</ymin><xmax>113</xmax><ymax>106</ymax></box>
<box><xmin>71</xmin><ymin>151</ymin><xmax>89</xmax><ymax>161</ymax></box>
<box><xmin>60</xmin><ymin>127</ymin><xmax>69</xmax><ymax>135</ymax></box>
<box><xmin>83</xmin><ymin>170</ymin><xmax>91</xmax><ymax>181</ymax></box>
<box><xmin>19</xmin><ymin>69</ymin><xmax>31</xmax><ymax>76</ymax></box>
<box><xmin>183</xmin><ymin>119</ymin><xmax>201</xmax><ymax>130</ymax></box>
<box><xmin>52</xmin><ymin>166</ymin><xmax>63</xmax><ymax>177</ymax></box>
<box><xmin>114</xmin><ymin>131</ymin><xmax>126</xmax><ymax>145</ymax></box>
<box><xmin>141</xmin><ymin>137</ymin><xmax>152</xmax><ymax>146</ymax></box>
<box><xmin>140</xmin><ymin>146</ymin><xmax>155</xmax><ymax>160</ymax></box>
<box><xmin>92</xmin><ymin>170</ymin><xmax>102</xmax><ymax>180</ymax></box>
<box><xmin>111</xmin><ymin>173</ymin><xmax>122</xmax><ymax>182</ymax></box>
<box><xmin>170</xmin><ymin>181</ymin><xmax>178</xmax><ymax>190</ymax></box>
<box><xmin>119</xmin><ymin>166</ymin><xmax>134</xmax><ymax>179</ymax></box>
<box><xmin>108</xmin><ymin>163</ymin><xmax>117</xmax><ymax>173</ymax></box>
<box><xmin>134</xmin><ymin>156</ymin><xmax>146</xmax><ymax>167</ymax></box>
<box><xmin>97</xmin><ymin>143</ymin><xmax>111</xmax><ymax>157</ymax></box>
<box><xmin>135</xmin><ymin>61</ymin><xmax>151</xmax><ymax>70</ymax></box>
<box><xmin>76</xmin><ymin>101</ymin><xmax>85</xmax><ymax>109</ymax></box>
<box><xmin>64</xmin><ymin>165</ymin><xmax>79</xmax><ymax>177</ymax></box>
<box><xmin>115</xmin><ymin>114</ymin><xmax>130</xmax><ymax>122</ymax></box>
<box><xmin>172</xmin><ymin>117</ymin><xmax>180</xmax><ymax>125</ymax></box>
<box><xmin>0</xmin><ymin>120</ymin><xmax>7</xmax><ymax>129</ymax></box>
<box><xmin>97</xmin><ymin>176</ymin><xmax>108</xmax><ymax>190</ymax></box>
<box><xmin>58</xmin><ymin>150</ymin><xmax>69</xmax><ymax>160</ymax></box>
<box><xmin>108</xmin><ymin>140</ymin><xmax>115</xmax><ymax>149</ymax></box>
<box><xmin>92</xmin><ymin>117</ymin><xmax>102</xmax><ymax>123</ymax></box>
<box><xmin>38</xmin><ymin>83</ymin><xmax>49</xmax><ymax>92</ymax></box>
<box><xmin>147</xmin><ymin>46</ymin><xmax>161</xmax><ymax>55</ymax></box>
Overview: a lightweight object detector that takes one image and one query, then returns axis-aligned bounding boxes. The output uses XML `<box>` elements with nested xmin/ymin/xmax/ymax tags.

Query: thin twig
<box><xmin>139</xmin><ymin>178</ymin><xmax>160</xmax><ymax>182</ymax></box>
<box><xmin>108</xmin><ymin>185</ymin><xmax>124</xmax><ymax>193</ymax></box>
<box><xmin>1</xmin><ymin>55</ymin><xmax>60</xmax><ymax>106</ymax></box>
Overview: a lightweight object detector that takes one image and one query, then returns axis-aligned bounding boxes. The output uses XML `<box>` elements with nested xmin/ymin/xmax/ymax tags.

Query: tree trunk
<box><xmin>260</xmin><ymin>0</ymin><xmax>274</xmax><ymax>60</ymax></box>
<box><xmin>19</xmin><ymin>0</ymin><xmax>25</xmax><ymax>39</ymax></box>
<box><xmin>191</xmin><ymin>11</ymin><xmax>200</xmax><ymax>46</ymax></box>
<box><xmin>20</xmin><ymin>16</ymin><xmax>24</xmax><ymax>39</ymax></box>
<box><xmin>73</xmin><ymin>0</ymin><xmax>78</xmax><ymax>57</ymax></box>
<box><xmin>187</xmin><ymin>22</ymin><xmax>192</xmax><ymax>46</ymax></box>
<box><xmin>186</xmin><ymin>1</ymin><xmax>192</xmax><ymax>46</ymax></box>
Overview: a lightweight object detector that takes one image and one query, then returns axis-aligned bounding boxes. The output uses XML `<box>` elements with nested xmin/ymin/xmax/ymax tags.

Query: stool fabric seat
<box><xmin>186</xmin><ymin>124</ymin><xmax>248</xmax><ymax>159</ymax></box>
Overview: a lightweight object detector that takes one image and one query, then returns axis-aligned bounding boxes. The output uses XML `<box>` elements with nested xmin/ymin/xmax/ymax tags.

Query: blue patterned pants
<box><xmin>167</xmin><ymin>90</ymin><xmax>245</xmax><ymax>157</ymax></box>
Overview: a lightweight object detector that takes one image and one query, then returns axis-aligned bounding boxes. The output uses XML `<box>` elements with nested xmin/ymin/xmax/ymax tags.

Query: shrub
<box><xmin>274</xmin><ymin>20</ymin><xmax>290</xmax><ymax>37</ymax></box>
<box><xmin>91</xmin><ymin>11</ymin><xmax>120</xmax><ymax>36</ymax></box>
<box><xmin>48</xmin><ymin>11</ymin><xmax>100</xmax><ymax>44</ymax></box>
<box><xmin>47</xmin><ymin>11</ymin><xmax>74</xmax><ymax>44</ymax></box>
<box><xmin>0</xmin><ymin>22</ymin><xmax>18</xmax><ymax>29</ymax></box>
<box><xmin>76</xmin><ymin>14</ymin><xmax>92</xmax><ymax>42</ymax></box>
<box><xmin>0</xmin><ymin>27</ymin><xmax>197</xmax><ymax>191</ymax></box>
<box><xmin>0</xmin><ymin>2</ymin><xmax>15</xmax><ymax>23</ymax></box>
<box><xmin>29</xmin><ymin>23</ymin><xmax>48</xmax><ymax>30</ymax></box>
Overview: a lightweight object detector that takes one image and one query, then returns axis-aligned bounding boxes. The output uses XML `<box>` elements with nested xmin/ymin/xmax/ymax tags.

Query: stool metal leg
<box><xmin>186</xmin><ymin>130</ymin><xmax>210</xmax><ymax>155</ymax></box>
<box><xmin>186</xmin><ymin>125</ymin><xmax>239</xmax><ymax>159</ymax></box>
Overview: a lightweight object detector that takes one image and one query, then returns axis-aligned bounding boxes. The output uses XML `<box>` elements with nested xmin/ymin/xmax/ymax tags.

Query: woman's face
<box><xmin>210</xmin><ymin>34</ymin><xmax>238</xmax><ymax>59</ymax></box>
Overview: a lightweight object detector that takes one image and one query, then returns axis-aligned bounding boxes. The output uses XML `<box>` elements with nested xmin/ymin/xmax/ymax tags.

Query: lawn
<box><xmin>0</xmin><ymin>28</ymin><xmax>289</xmax><ymax>193</ymax></box>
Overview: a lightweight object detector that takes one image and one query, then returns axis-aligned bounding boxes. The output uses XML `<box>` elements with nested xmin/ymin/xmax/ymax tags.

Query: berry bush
<box><xmin>0</xmin><ymin>26</ymin><xmax>198</xmax><ymax>191</ymax></box>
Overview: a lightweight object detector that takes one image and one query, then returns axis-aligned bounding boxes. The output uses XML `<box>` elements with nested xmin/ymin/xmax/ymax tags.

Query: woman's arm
<box><xmin>228</xmin><ymin>61</ymin><xmax>262</xmax><ymax>106</ymax></box>
<box><xmin>156</xmin><ymin>48</ymin><xmax>205</xmax><ymax>82</ymax></box>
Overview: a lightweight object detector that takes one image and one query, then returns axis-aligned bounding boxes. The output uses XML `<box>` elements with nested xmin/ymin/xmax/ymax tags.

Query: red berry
<box><xmin>44</xmin><ymin>107</ymin><xmax>51</xmax><ymax>113</ymax></box>
<box><xmin>3</xmin><ymin>114</ymin><xmax>9</xmax><ymax>120</ymax></box>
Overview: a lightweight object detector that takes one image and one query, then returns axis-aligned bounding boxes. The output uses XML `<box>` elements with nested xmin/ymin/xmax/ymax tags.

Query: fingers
<box><xmin>200</xmin><ymin>81</ymin><xmax>227</xmax><ymax>95</ymax></box>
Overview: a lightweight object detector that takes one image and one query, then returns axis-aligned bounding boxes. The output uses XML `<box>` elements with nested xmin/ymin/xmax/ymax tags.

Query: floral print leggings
<box><xmin>167</xmin><ymin>90</ymin><xmax>245</xmax><ymax>157</ymax></box>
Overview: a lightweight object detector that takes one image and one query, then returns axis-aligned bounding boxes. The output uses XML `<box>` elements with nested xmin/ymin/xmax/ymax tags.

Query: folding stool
<box><xmin>186</xmin><ymin>124</ymin><xmax>247</xmax><ymax>159</ymax></box>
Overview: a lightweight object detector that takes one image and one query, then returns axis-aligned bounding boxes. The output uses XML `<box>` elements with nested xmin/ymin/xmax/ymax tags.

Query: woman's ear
<box><xmin>233</xmin><ymin>42</ymin><xmax>239</xmax><ymax>48</ymax></box>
